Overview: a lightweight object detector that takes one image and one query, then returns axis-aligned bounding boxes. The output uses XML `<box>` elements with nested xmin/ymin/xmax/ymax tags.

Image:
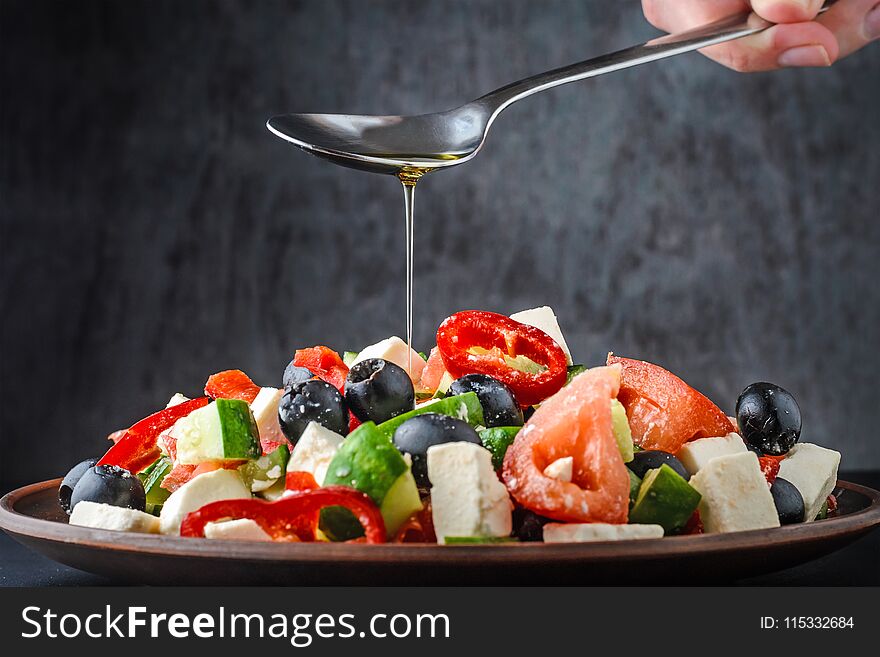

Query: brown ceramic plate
<box><xmin>2</xmin><ymin>478</ymin><xmax>879</xmax><ymax>584</ymax></box>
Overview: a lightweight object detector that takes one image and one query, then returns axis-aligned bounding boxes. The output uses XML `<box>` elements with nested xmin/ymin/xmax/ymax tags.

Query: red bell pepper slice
<box><xmin>205</xmin><ymin>370</ymin><xmax>261</xmax><ymax>403</ymax></box>
<box><xmin>291</xmin><ymin>346</ymin><xmax>349</xmax><ymax>392</ymax></box>
<box><xmin>97</xmin><ymin>397</ymin><xmax>209</xmax><ymax>473</ymax></box>
<box><xmin>436</xmin><ymin>310</ymin><xmax>567</xmax><ymax>406</ymax></box>
<box><xmin>179</xmin><ymin>486</ymin><xmax>386</xmax><ymax>543</ymax></box>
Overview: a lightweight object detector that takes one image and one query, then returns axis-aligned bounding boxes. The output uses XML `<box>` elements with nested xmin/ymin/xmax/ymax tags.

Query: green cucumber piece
<box><xmin>629</xmin><ymin>464</ymin><xmax>701</xmax><ymax>534</ymax></box>
<box><xmin>342</xmin><ymin>351</ymin><xmax>358</xmax><ymax>367</ymax></box>
<box><xmin>139</xmin><ymin>456</ymin><xmax>172</xmax><ymax>516</ymax></box>
<box><xmin>238</xmin><ymin>444</ymin><xmax>290</xmax><ymax>492</ymax></box>
<box><xmin>376</xmin><ymin>392</ymin><xmax>484</xmax><ymax>439</ymax></box>
<box><xmin>566</xmin><ymin>364</ymin><xmax>588</xmax><ymax>385</ymax></box>
<box><xmin>815</xmin><ymin>500</ymin><xmax>829</xmax><ymax>520</ymax></box>
<box><xmin>444</xmin><ymin>536</ymin><xmax>518</xmax><ymax>544</ymax></box>
<box><xmin>175</xmin><ymin>398</ymin><xmax>262</xmax><ymax>464</ymax></box>
<box><xmin>627</xmin><ymin>468</ymin><xmax>642</xmax><ymax>508</ymax></box>
<box><xmin>611</xmin><ymin>399</ymin><xmax>634</xmax><ymax>463</ymax></box>
<box><xmin>479</xmin><ymin>426</ymin><xmax>520</xmax><ymax>470</ymax></box>
<box><xmin>321</xmin><ymin>422</ymin><xmax>422</xmax><ymax>539</ymax></box>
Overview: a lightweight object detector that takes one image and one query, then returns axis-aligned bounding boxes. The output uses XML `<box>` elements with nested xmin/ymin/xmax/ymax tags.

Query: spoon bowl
<box><xmin>268</xmin><ymin>3</ymin><xmax>832</xmax><ymax>175</ymax></box>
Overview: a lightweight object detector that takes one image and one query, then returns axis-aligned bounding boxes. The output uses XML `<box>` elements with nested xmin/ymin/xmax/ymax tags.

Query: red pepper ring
<box><xmin>97</xmin><ymin>397</ymin><xmax>210</xmax><ymax>474</ymax></box>
<box><xmin>179</xmin><ymin>486</ymin><xmax>387</xmax><ymax>544</ymax></box>
<box><xmin>436</xmin><ymin>310</ymin><xmax>568</xmax><ymax>406</ymax></box>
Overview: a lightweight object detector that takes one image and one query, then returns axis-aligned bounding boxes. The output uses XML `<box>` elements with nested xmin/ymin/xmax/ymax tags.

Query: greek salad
<box><xmin>59</xmin><ymin>306</ymin><xmax>842</xmax><ymax>544</ymax></box>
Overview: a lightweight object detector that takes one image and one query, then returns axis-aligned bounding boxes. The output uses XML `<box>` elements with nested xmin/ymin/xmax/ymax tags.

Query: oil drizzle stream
<box><xmin>398</xmin><ymin>167</ymin><xmax>428</xmax><ymax>376</ymax></box>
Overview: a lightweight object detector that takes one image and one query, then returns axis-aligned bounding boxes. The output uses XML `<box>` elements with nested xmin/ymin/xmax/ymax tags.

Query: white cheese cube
<box><xmin>509</xmin><ymin>306</ymin><xmax>573</xmax><ymax>365</ymax></box>
<box><xmin>677</xmin><ymin>433</ymin><xmax>747</xmax><ymax>476</ymax></box>
<box><xmin>427</xmin><ymin>442</ymin><xmax>512</xmax><ymax>544</ymax></box>
<box><xmin>166</xmin><ymin>393</ymin><xmax>190</xmax><ymax>408</ymax></box>
<box><xmin>543</xmin><ymin>523</ymin><xmax>663</xmax><ymax>543</ymax></box>
<box><xmin>352</xmin><ymin>336</ymin><xmax>427</xmax><ymax>384</ymax></box>
<box><xmin>159</xmin><ymin>468</ymin><xmax>251</xmax><ymax>536</ymax></box>
<box><xmin>777</xmin><ymin>443</ymin><xmax>841</xmax><ymax>522</ymax></box>
<box><xmin>543</xmin><ymin>456</ymin><xmax>573</xmax><ymax>483</ymax></box>
<box><xmin>286</xmin><ymin>421</ymin><xmax>345</xmax><ymax>485</ymax></box>
<box><xmin>204</xmin><ymin>518</ymin><xmax>273</xmax><ymax>542</ymax></box>
<box><xmin>689</xmin><ymin>452</ymin><xmax>780</xmax><ymax>533</ymax></box>
<box><xmin>249</xmin><ymin>387</ymin><xmax>285</xmax><ymax>449</ymax></box>
<box><xmin>70</xmin><ymin>501</ymin><xmax>160</xmax><ymax>534</ymax></box>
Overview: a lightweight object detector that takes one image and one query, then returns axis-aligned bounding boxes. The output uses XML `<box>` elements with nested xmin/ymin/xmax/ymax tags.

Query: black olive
<box><xmin>279</xmin><ymin>379</ymin><xmax>348</xmax><ymax>444</ymax></box>
<box><xmin>447</xmin><ymin>373</ymin><xmax>524</xmax><ymax>427</ymax></box>
<box><xmin>345</xmin><ymin>358</ymin><xmax>414</xmax><ymax>424</ymax></box>
<box><xmin>59</xmin><ymin>458</ymin><xmax>99</xmax><ymax>514</ymax></box>
<box><xmin>512</xmin><ymin>508</ymin><xmax>551</xmax><ymax>542</ymax></box>
<box><xmin>283</xmin><ymin>362</ymin><xmax>314</xmax><ymax>389</ymax></box>
<box><xmin>770</xmin><ymin>477</ymin><xmax>805</xmax><ymax>524</ymax></box>
<box><xmin>736</xmin><ymin>382</ymin><xmax>801</xmax><ymax>456</ymax></box>
<box><xmin>69</xmin><ymin>464</ymin><xmax>146</xmax><ymax>512</ymax></box>
<box><xmin>628</xmin><ymin>450</ymin><xmax>689</xmax><ymax>480</ymax></box>
<box><xmin>392</xmin><ymin>413</ymin><xmax>481</xmax><ymax>488</ymax></box>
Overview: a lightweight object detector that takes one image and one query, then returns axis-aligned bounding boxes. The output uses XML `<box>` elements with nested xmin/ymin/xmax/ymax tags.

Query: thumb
<box><xmin>750</xmin><ymin>0</ymin><xmax>826</xmax><ymax>22</ymax></box>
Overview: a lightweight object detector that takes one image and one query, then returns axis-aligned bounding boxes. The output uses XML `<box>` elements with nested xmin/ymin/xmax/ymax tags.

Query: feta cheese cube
<box><xmin>677</xmin><ymin>433</ymin><xmax>747</xmax><ymax>476</ymax></box>
<box><xmin>352</xmin><ymin>336</ymin><xmax>427</xmax><ymax>384</ymax></box>
<box><xmin>249</xmin><ymin>387</ymin><xmax>285</xmax><ymax>448</ymax></box>
<box><xmin>70</xmin><ymin>501</ymin><xmax>160</xmax><ymax>534</ymax></box>
<box><xmin>204</xmin><ymin>518</ymin><xmax>273</xmax><ymax>542</ymax></box>
<box><xmin>427</xmin><ymin>442</ymin><xmax>512</xmax><ymax>544</ymax></box>
<box><xmin>159</xmin><ymin>468</ymin><xmax>251</xmax><ymax>536</ymax></box>
<box><xmin>689</xmin><ymin>452</ymin><xmax>780</xmax><ymax>533</ymax></box>
<box><xmin>510</xmin><ymin>306</ymin><xmax>573</xmax><ymax>365</ymax></box>
<box><xmin>777</xmin><ymin>443</ymin><xmax>841</xmax><ymax>522</ymax></box>
<box><xmin>543</xmin><ymin>523</ymin><xmax>663</xmax><ymax>543</ymax></box>
<box><xmin>286</xmin><ymin>421</ymin><xmax>345</xmax><ymax>485</ymax></box>
<box><xmin>166</xmin><ymin>393</ymin><xmax>190</xmax><ymax>408</ymax></box>
<box><xmin>543</xmin><ymin>456</ymin><xmax>573</xmax><ymax>483</ymax></box>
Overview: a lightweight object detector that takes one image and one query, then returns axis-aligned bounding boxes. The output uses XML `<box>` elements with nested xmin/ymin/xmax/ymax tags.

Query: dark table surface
<box><xmin>1</xmin><ymin>472</ymin><xmax>878</xmax><ymax>587</ymax></box>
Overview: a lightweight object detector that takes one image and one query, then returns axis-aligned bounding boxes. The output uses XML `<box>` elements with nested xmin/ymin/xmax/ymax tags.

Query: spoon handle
<box><xmin>478</xmin><ymin>1</ymin><xmax>835</xmax><ymax>115</ymax></box>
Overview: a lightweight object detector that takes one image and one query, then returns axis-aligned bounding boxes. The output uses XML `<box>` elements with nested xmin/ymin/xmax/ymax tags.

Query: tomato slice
<box><xmin>419</xmin><ymin>346</ymin><xmax>448</xmax><ymax>394</ymax></box>
<box><xmin>757</xmin><ymin>455</ymin><xmax>781</xmax><ymax>487</ymax></box>
<box><xmin>502</xmin><ymin>365</ymin><xmax>630</xmax><ymax>523</ymax></box>
<box><xmin>436</xmin><ymin>311</ymin><xmax>567</xmax><ymax>406</ymax></box>
<box><xmin>607</xmin><ymin>354</ymin><xmax>736</xmax><ymax>454</ymax></box>
<box><xmin>204</xmin><ymin>370</ymin><xmax>261</xmax><ymax>403</ymax></box>
<box><xmin>292</xmin><ymin>346</ymin><xmax>348</xmax><ymax>392</ymax></box>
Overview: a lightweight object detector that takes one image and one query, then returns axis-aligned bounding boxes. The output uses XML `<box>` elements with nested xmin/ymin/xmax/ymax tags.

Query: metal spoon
<box><xmin>267</xmin><ymin>3</ymin><xmax>832</xmax><ymax>175</ymax></box>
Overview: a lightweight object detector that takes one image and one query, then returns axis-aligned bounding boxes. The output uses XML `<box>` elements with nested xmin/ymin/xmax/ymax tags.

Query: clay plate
<box><xmin>2</xmin><ymin>478</ymin><xmax>879</xmax><ymax>584</ymax></box>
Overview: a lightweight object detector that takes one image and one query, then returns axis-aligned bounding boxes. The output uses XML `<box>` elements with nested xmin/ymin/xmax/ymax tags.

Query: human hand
<box><xmin>641</xmin><ymin>0</ymin><xmax>880</xmax><ymax>71</ymax></box>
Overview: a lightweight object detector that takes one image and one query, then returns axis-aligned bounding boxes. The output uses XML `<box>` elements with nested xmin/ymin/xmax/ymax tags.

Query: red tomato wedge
<box><xmin>607</xmin><ymin>354</ymin><xmax>735</xmax><ymax>454</ymax></box>
<box><xmin>292</xmin><ymin>346</ymin><xmax>348</xmax><ymax>392</ymax></box>
<box><xmin>205</xmin><ymin>370</ymin><xmax>261</xmax><ymax>403</ymax></box>
<box><xmin>419</xmin><ymin>347</ymin><xmax>448</xmax><ymax>394</ymax></box>
<box><xmin>502</xmin><ymin>365</ymin><xmax>630</xmax><ymax>523</ymax></box>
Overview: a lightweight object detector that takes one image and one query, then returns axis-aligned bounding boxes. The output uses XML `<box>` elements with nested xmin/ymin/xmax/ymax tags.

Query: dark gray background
<box><xmin>1</xmin><ymin>0</ymin><xmax>878</xmax><ymax>487</ymax></box>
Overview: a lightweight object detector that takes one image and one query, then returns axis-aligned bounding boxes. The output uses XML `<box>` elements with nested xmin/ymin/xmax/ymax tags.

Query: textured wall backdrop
<box><xmin>2</xmin><ymin>0</ymin><xmax>879</xmax><ymax>486</ymax></box>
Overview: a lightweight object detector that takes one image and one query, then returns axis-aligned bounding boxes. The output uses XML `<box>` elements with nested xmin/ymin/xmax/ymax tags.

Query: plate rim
<box><xmin>2</xmin><ymin>478</ymin><xmax>880</xmax><ymax>565</ymax></box>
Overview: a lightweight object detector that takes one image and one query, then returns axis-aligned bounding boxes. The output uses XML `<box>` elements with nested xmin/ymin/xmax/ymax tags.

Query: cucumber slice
<box><xmin>238</xmin><ymin>444</ymin><xmax>290</xmax><ymax>492</ymax></box>
<box><xmin>139</xmin><ymin>456</ymin><xmax>172</xmax><ymax>516</ymax></box>
<box><xmin>611</xmin><ymin>399</ymin><xmax>634</xmax><ymax>463</ymax></box>
<box><xmin>627</xmin><ymin>468</ymin><xmax>642</xmax><ymax>508</ymax></box>
<box><xmin>629</xmin><ymin>464</ymin><xmax>701</xmax><ymax>534</ymax></box>
<box><xmin>175</xmin><ymin>399</ymin><xmax>262</xmax><ymax>465</ymax></box>
<box><xmin>321</xmin><ymin>422</ymin><xmax>422</xmax><ymax>539</ymax></box>
<box><xmin>479</xmin><ymin>426</ymin><xmax>520</xmax><ymax>470</ymax></box>
<box><xmin>444</xmin><ymin>536</ymin><xmax>518</xmax><ymax>544</ymax></box>
<box><xmin>342</xmin><ymin>351</ymin><xmax>358</xmax><ymax>367</ymax></box>
<box><xmin>375</xmin><ymin>391</ymin><xmax>484</xmax><ymax>438</ymax></box>
<box><xmin>566</xmin><ymin>364</ymin><xmax>588</xmax><ymax>385</ymax></box>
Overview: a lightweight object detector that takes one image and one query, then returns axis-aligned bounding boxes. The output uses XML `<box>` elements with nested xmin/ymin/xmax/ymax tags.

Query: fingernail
<box><xmin>777</xmin><ymin>44</ymin><xmax>831</xmax><ymax>67</ymax></box>
<box><xmin>865</xmin><ymin>4</ymin><xmax>880</xmax><ymax>41</ymax></box>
